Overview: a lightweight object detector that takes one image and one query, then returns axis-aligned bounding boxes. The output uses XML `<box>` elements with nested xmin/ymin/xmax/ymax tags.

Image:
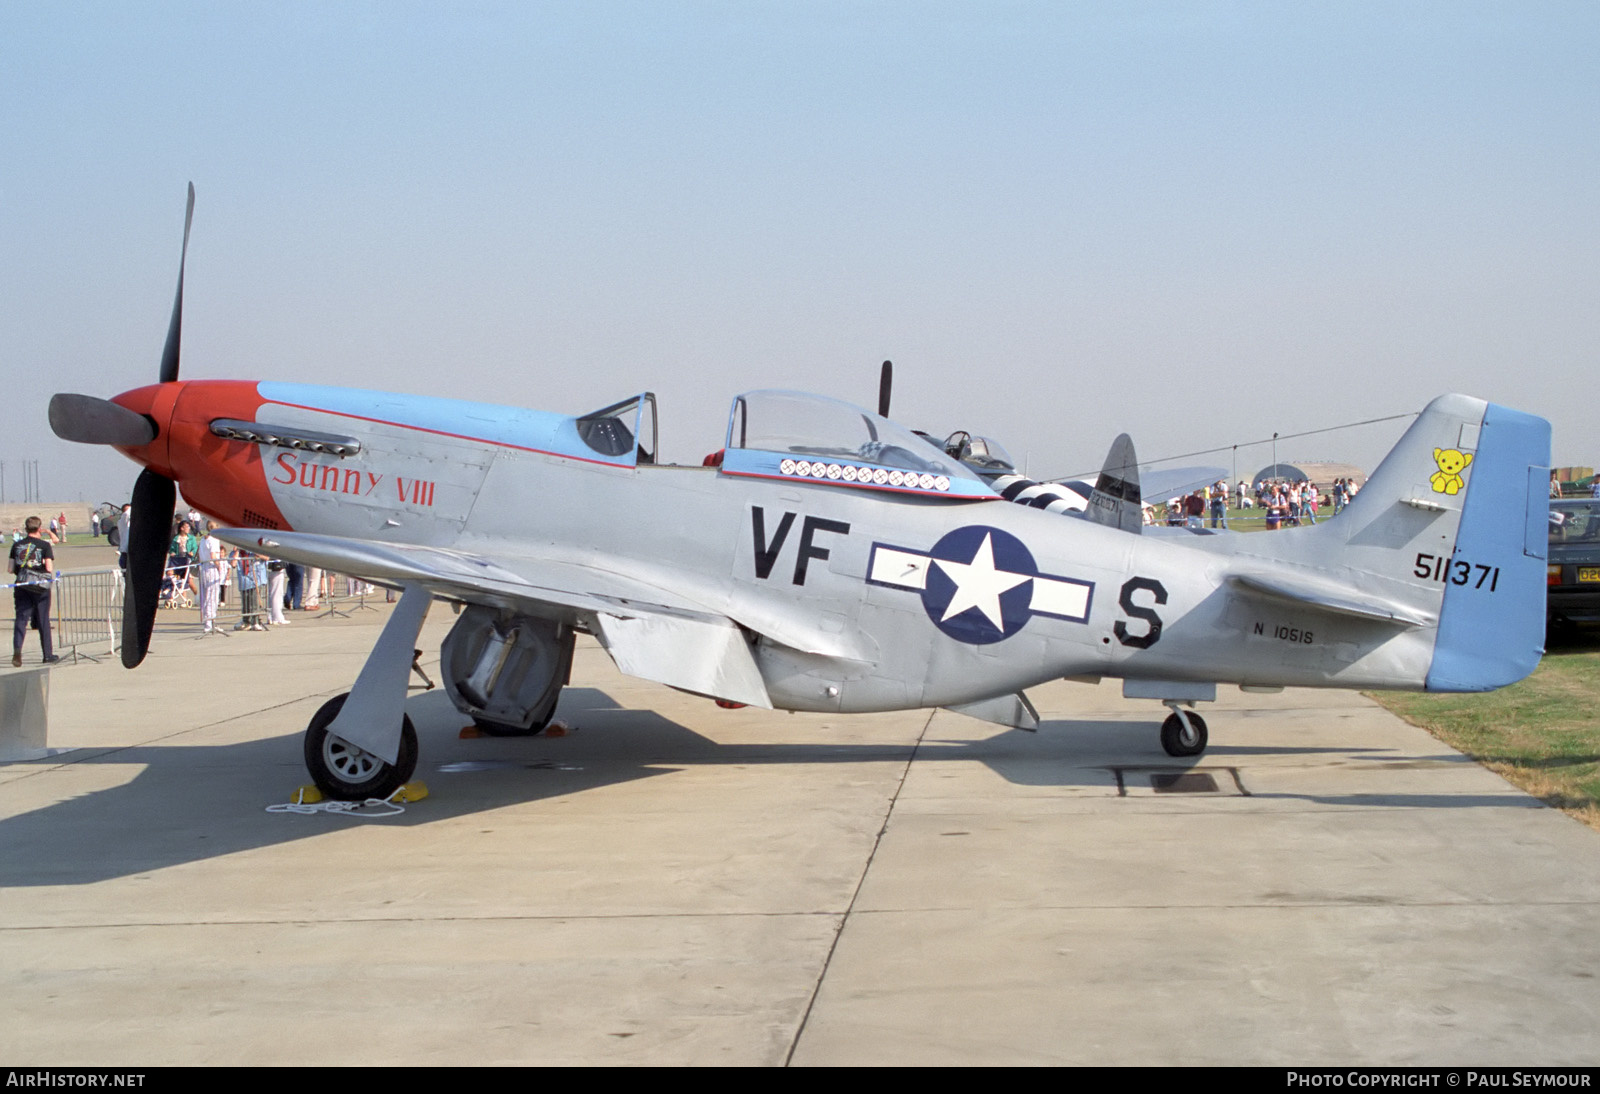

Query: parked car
<box><xmin>1548</xmin><ymin>499</ymin><xmax>1600</xmax><ymax>632</ymax></box>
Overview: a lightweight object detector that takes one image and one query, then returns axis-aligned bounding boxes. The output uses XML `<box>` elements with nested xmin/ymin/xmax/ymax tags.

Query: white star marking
<box><xmin>933</xmin><ymin>533</ymin><xmax>1031</xmax><ymax>630</ymax></box>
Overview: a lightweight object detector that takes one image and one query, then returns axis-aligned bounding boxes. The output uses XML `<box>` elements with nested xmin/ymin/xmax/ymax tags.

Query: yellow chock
<box><xmin>390</xmin><ymin>781</ymin><xmax>429</xmax><ymax>803</ymax></box>
<box><xmin>459</xmin><ymin>724</ymin><xmax>484</xmax><ymax>739</ymax></box>
<box><xmin>290</xmin><ymin>785</ymin><xmax>324</xmax><ymax>805</ymax></box>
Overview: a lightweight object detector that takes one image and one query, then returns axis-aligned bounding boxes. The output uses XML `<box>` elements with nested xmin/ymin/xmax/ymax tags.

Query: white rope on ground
<box><xmin>266</xmin><ymin>790</ymin><xmax>408</xmax><ymax>818</ymax></box>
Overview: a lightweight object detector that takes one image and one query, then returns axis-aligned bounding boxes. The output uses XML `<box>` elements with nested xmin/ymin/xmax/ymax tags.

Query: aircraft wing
<box><xmin>1138</xmin><ymin>465</ymin><xmax>1230</xmax><ymax>501</ymax></box>
<box><xmin>212</xmin><ymin>529</ymin><xmax>776</xmax><ymax>707</ymax></box>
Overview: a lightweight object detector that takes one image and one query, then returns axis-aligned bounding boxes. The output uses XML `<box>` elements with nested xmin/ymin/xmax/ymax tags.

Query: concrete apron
<box><xmin>0</xmin><ymin>604</ymin><xmax>1596</xmax><ymax>1065</ymax></box>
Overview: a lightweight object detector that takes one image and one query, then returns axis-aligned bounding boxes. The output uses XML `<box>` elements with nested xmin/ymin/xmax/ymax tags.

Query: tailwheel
<box><xmin>1160</xmin><ymin>710</ymin><xmax>1208</xmax><ymax>758</ymax></box>
<box><xmin>304</xmin><ymin>693</ymin><xmax>418</xmax><ymax>800</ymax></box>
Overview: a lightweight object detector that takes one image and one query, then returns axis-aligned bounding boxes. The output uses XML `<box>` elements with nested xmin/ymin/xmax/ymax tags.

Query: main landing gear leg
<box><xmin>304</xmin><ymin>583</ymin><xmax>433</xmax><ymax>800</ymax></box>
<box><xmin>1160</xmin><ymin>701</ymin><xmax>1208</xmax><ymax>758</ymax></box>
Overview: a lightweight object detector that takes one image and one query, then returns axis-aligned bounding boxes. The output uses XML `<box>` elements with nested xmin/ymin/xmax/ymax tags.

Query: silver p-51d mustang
<box><xmin>50</xmin><ymin>189</ymin><xmax>1553</xmax><ymax>798</ymax></box>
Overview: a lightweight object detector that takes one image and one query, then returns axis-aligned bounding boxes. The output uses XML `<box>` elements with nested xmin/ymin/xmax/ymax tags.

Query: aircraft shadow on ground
<box><xmin>0</xmin><ymin>687</ymin><xmax>1515</xmax><ymax>887</ymax></box>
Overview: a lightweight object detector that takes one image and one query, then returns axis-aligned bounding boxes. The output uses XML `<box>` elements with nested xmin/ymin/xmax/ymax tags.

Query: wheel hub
<box><xmin>324</xmin><ymin>735</ymin><xmax>381</xmax><ymax>782</ymax></box>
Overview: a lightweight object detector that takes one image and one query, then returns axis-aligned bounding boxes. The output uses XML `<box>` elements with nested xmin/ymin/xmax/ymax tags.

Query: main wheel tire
<box><xmin>304</xmin><ymin>692</ymin><xmax>419</xmax><ymax>800</ymax></box>
<box><xmin>1160</xmin><ymin>711</ymin><xmax>1208</xmax><ymax>757</ymax></box>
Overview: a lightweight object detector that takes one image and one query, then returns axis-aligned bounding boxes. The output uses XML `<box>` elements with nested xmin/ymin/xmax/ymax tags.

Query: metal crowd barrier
<box><xmin>4</xmin><ymin>559</ymin><xmax>386</xmax><ymax>667</ymax></box>
<box><xmin>51</xmin><ymin>567</ymin><xmax>125</xmax><ymax>660</ymax></box>
<box><xmin>0</xmin><ymin>568</ymin><xmax>127</xmax><ymax>664</ymax></box>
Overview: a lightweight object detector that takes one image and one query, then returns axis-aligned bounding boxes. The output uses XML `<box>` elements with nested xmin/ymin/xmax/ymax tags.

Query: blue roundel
<box><xmin>921</xmin><ymin>525</ymin><xmax>1037</xmax><ymax>644</ymax></box>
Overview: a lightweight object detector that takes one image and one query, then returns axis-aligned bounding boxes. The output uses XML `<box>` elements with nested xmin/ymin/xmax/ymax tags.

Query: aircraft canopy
<box><xmin>720</xmin><ymin>390</ymin><xmax>997</xmax><ymax>499</ymax></box>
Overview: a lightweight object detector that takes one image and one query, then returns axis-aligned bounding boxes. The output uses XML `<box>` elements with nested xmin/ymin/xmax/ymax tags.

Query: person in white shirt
<box><xmin>197</xmin><ymin>522</ymin><xmax>225</xmax><ymax>633</ymax></box>
<box><xmin>117</xmin><ymin>504</ymin><xmax>132</xmax><ymax>570</ymax></box>
<box><xmin>267</xmin><ymin>560</ymin><xmax>289</xmax><ymax>625</ymax></box>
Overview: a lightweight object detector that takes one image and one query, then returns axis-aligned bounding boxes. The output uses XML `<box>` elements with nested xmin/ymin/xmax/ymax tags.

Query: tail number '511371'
<box><xmin>1414</xmin><ymin>552</ymin><xmax>1499</xmax><ymax>591</ymax></box>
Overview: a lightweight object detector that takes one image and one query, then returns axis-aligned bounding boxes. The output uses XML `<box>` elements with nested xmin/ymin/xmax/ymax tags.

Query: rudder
<box><xmin>1425</xmin><ymin>401</ymin><xmax>1550</xmax><ymax>691</ymax></box>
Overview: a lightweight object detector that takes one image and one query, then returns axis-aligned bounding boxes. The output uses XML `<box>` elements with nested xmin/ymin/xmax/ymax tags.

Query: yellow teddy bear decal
<box><xmin>1430</xmin><ymin>447</ymin><xmax>1474</xmax><ymax>495</ymax></box>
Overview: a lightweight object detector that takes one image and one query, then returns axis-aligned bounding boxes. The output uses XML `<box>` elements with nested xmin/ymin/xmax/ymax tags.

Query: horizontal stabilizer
<box><xmin>1228</xmin><ymin>571</ymin><xmax>1432</xmax><ymax>627</ymax></box>
<box><xmin>1140</xmin><ymin>465</ymin><xmax>1229</xmax><ymax>501</ymax></box>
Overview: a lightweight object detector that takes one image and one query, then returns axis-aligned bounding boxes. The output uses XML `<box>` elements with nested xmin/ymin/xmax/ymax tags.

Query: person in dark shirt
<box><xmin>10</xmin><ymin>516</ymin><xmax>58</xmax><ymax>666</ymax></box>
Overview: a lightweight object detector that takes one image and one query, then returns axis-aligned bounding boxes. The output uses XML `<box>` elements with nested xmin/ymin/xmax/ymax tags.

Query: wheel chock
<box><xmin>289</xmin><ymin>785</ymin><xmax>324</xmax><ymax>805</ymax></box>
<box><xmin>543</xmin><ymin>720</ymin><xmax>570</xmax><ymax>737</ymax></box>
<box><xmin>389</xmin><ymin>781</ymin><xmax>428</xmax><ymax>803</ymax></box>
<box><xmin>459</xmin><ymin>724</ymin><xmax>485</xmax><ymax>738</ymax></box>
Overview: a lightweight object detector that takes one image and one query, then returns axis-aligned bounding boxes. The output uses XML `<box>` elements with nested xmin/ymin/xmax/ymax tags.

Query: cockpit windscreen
<box><xmin>729</xmin><ymin>390</ymin><xmax>955</xmax><ymax>475</ymax></box>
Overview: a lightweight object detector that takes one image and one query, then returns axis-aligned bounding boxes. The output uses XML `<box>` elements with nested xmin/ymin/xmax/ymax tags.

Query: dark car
<box><xmin>1548</xmin><ymin>499</ymin><xmax>1600</xmax><ymax>631</ymax></box>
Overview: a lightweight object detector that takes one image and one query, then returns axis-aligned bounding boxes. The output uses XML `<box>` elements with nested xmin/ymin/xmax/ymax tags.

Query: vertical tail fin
<box><xmin>1084</xmin><ymin>433</ymin><xmax>1144</xmax><ymax>534</ymax></box>
<box><xmin>990</xmin><ymin>435</ymin><xmax>1147</xmax><ymax>531</ymax></box>
<box><xmin>1324</xmin><ymin>394</ymin><xmax>1550</xmax><ymax>690</ymax></box>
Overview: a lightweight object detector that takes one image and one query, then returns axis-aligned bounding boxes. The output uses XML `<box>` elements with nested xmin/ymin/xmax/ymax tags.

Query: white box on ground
<box><xmin>0</xmin><ymin>668</ymin><xmax>49</xmax><ymax>760</ymax></box>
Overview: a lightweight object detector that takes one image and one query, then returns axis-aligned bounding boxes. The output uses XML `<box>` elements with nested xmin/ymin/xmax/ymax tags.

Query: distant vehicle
<box><xmin>94</xmin><ymin>502</ymin><xmax>122</xmax><ymax>545</ymax></box>
<box><xmin>1548</xmin><ymin>499</ymin><xmax>1600</xmax><ymax>631</ymax></box>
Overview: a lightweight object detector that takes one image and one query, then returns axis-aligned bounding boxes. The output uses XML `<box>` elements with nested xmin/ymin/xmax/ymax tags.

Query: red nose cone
<box><xmin>110</xmin><ymin>382</ymin><xmax>183</xmax><ymax>478</ymax></box>
<box><xmin>111</xmin><ymin>378</ymin><xmax>289</xmax><ymax>532</ymax></box>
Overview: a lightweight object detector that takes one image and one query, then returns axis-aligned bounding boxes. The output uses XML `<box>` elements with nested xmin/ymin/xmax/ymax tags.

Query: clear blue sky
<box><xmin>4</xmin><ymin>1</ymin><xmax>1596</xmax><ymax>503</ymax></box>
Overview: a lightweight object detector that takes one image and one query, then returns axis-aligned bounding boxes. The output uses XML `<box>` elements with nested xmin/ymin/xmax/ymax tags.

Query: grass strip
<box><xmin>1371</xmin><ymin>640</ymin><xmax>1600</xmax><ymax>831</ymax></box>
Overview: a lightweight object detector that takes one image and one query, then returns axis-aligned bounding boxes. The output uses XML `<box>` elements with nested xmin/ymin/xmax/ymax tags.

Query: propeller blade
<box><xmin>121</xmin><ymin>468</ymin><xmax>176</xmax><ymax>668</ymax></box>
<box><xmin>158</xmin><ymin>182</ymin><xmax>196</xmax><ymax>385</ymax></box>
<box><xmin>878</xmin><ymin>359</ymin><xmax>893</xmax><ymax>419</ymax></box>
<box><xmin>48</xmin><ymin>393</ymin><xmax>156</xmax><ymax>447</ymax></box>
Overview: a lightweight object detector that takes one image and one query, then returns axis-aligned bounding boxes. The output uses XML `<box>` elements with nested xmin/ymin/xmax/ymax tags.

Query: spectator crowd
<box><xmin>157</xmin><ymin>516</ymin><xmax>382</xmax><ymax>633</ymax></box>
<box><xmin>1156</xmin><ymin>477</ymin><xmax>1361</xmax><ymax>531</ymax></box>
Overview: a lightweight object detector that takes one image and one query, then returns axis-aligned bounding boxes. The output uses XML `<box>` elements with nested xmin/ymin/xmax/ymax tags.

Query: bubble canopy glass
<box><xmin>720</xmin><ymin>390</ymin><xmax>997</xmax><ymax>499</ymax></box>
